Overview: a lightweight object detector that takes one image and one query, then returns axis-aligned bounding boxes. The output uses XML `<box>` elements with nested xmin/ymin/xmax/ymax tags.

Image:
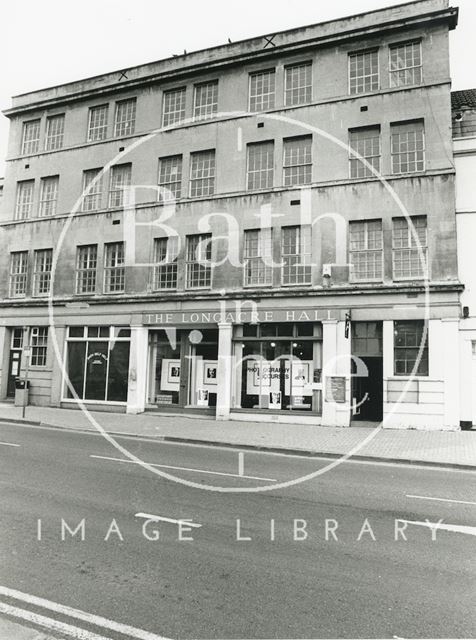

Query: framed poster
<box><xmin>160</xmin><ymin>358</ymin><xmax>181</xmax><ymax>392</ymax></box>
<box><xmin>269</xmin><ymin>391</ymin><xmax>282</xmax><ymax>410</ymax></box>
<box><xmin>204</xmin><ymin>361</ymin><xmax>218</xmax><ymax>385</ymax></box>
<box><xmin>325</xmin><ymin>376</ymin><xmax>346</xmax><ymax>403</ymax></box>
<box><xmin>197</xmin><ymin>388</ymin><xmax>209</xmax><ymax>406</ymax></box>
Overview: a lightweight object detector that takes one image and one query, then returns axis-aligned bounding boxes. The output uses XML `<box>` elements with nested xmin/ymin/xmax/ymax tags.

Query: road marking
<box><xmin>90</xmin><ymin>454</ymin><xmax>277</xmax><ymax>482</ymax></box>
<box><xmin>135</xmin><ymin>513</ymin><xmax>202</xmax><ymax>528</ymax></box>
<box><xmin>0</xmin><ymin>601</ymin><xmax>111</xmax><ymax>639</ymax></box>
<box><xmin>0</xmin><ymin>441</ymin><xmax>20</xmax><ymax>447</ymax></box>
<box><xmin>0</xmin><ymin>585</ymin><xmax>171</xmax><ymax>640</ymax></box>
<box><xmin>400</xmin><ymin>519</ymin><xmax>476</xmax><ymax>536</ymax></box>
<box><xmin>406</xmin><ymin>494</ymin><xmax>476</xmax><ymax>506</ymax></box>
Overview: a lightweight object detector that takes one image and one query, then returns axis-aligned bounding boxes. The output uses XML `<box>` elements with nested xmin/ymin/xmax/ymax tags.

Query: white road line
<box><xmin>135</xmin><ymin>513</ymin><xmax>202</xmax><ymax>528</ymax></box>
<box><xmin>400</xmin><ymin>520</ymin><xmax>476</xmax><ymax>536</ymax></box>
<box><xmin>406</xmin><ymin>494</ymin><xmax>476</xmax><ymax>506</ymax></box>
<box><xmin>0</xmin><ymin>585</ymin><xmax>171</xmax><ymax>640</ymax></box>
<box><xmin>0</xmin><ymin>601</ymin><xmax>112</xmax><ymax>640</ymax></box>
<box><xmin>90</xmin><ymin>454</ymin><xmax>277</xmax><ymax>482</ymax></box>
<box><xmin>0</xmin><ymin>441</ymin><xmax>20</xmax><ymax>447</ymax></box>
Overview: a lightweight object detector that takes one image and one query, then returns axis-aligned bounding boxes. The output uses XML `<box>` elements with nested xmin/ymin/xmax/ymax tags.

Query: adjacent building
<box><xmin>0</xmin><ymin>0</ymin><xmax>463</xmax><ymax>429</ymax></box>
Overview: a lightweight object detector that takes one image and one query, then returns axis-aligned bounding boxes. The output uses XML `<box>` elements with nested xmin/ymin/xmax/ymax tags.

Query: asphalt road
<box><xmin>0</xmin><ymin>421</ymin><xmax>475</xmax><ymax>639</ymax></box>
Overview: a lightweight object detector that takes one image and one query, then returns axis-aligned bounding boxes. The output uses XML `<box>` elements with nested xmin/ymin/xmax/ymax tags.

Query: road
<box><xmin>0</xmin><ymin>421</ymin><xmax>475</xmax><ymax>639</ymax></box>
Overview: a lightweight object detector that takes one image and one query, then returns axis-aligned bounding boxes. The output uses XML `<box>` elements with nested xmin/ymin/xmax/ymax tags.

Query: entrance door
<box><xmin>351</xmin><ymin>322</ymin><xmax>383</xmax><ymax>422</ymax></box>
<box><xmin>7</xmin><ymin>328</ymin><xmax>25</xmax><ymax>398</ymax></box>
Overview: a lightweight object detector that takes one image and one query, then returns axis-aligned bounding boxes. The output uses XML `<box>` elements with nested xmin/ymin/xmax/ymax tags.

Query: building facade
<box><xmin>0</xmin><ymin>0</ymin><xmax>463</xmax><ymax>429</ymax></box>
<box><xmin>453</xmin><ymin>89</ymin><xmax>476</xmax><ymax>428</ymax></box>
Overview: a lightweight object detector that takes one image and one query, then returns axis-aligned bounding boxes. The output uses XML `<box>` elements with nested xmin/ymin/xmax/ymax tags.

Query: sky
<box><xmin>1</xmin><ymin>0</ymin><xmax>474</xmax><ymax>175</ymax></box>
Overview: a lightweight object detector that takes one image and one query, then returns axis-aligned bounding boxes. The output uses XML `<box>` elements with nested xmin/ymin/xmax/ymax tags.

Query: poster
<box><xmin>246</xmin><ymin>360</ymin><xmax>313</xmax><ymax>396</ymax></box>
<box><xmin>160</xmin><ymin>358</ymin><xmax>181</xmax><ymax>391</ymax></box>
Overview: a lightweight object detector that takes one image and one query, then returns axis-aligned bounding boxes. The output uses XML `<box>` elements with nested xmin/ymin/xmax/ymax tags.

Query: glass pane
<box><xmin>84</xmin><ymin>341</ymin><xmax>108</xmax><ymax>400</ymax></box>
<box><xmin>66</xmin><ymin>342</ymin><xmax>86</xmax><ymax>399</ymax></box>
<box><xmin>107</xmin><ymin>342</ymin><xmax>130</xmax><ymax>402</ymax></box>
<box><xmin>148</xmin><ymin>334</ymin><xmax>181</xmax><ymax>405</ymax></box>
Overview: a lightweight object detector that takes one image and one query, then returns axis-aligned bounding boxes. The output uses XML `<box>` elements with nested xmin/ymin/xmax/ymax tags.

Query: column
<box><xmin>49</xmin><ymin>325</ymin><xmax>66</xmax><ymax>407</ymax></box>
<box><xmin>126</xmin><ymin>326</ymin><xmax>149</xmax><ymax>414</ymax></box>
<box><xmin>321</xmin><ymin>319</ymin><xmax>351</xmax><ymax>427</ymax></box>
<box><xmin>216</xmin><ymin>322</ymin><xmax>233</xmax><ymax>421</ymax></box>
<box><xmin>0</xmin><ymin>326</ymin><xmax>9</xmax><ymax>399</ymax></box>
<box><xmin>459</xmin><ymin>333</ymin><xmax>473</xmax><ymax>427</ymax></box>
<box><xmin>442</xmin><ymin>318</ymin><xmax>460</xmax><ymax>429</ymax></box>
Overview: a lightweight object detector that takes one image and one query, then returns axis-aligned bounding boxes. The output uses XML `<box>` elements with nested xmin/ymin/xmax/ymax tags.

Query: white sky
<box><xmin>1</xmin><ymin>0</ymin><xmax>474</xmax><ymax>175</ymax></box>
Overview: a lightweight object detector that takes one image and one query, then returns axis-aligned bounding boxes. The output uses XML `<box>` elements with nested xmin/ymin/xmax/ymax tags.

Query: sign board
<box><xmin>325</xmin><ymin>376</ymin><xmax>346</xmax><ymax>403</ymax></box>
<box><xmin>156</xmin><ymin>394</ymin><xmax>174</xmax><ymax>405</ymax></box>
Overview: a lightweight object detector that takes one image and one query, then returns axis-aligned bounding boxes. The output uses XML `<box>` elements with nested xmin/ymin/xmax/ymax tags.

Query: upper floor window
<box><xmin>247</xmin><ymin>141</ymin><xmax>274</xmax><ymax>190</ymax></box>
<box><xmin>389</xmin><ymin>41</ymin><xmax>422</xmax><ymax>87</ymax></box>
<box><xmin>281</xmin><ymin>226</ymin><xmax>312</xmax><ymax>285</ymax></box>
<box><xmin>45</xmin><ymin>114</ymin><xmax>65</xmax><ymax>151</ymax></box>
<box><xmin>194</xmin><ymin>81</ymin><xmax>218</xmax><ymax>120</ymax></box>
<box><xmin>349</xmin><ymin>126</ymin><xmax>381</xmax><ymax>178</ymax></box>
<box><xmin>33</xmin><ymin>249</ymin><xmax>53</xmax><ymax>296</ymax></box>
<box><xmin>82</xmin><ymin>168</ymin><xmax>103</xmax><ymax>212</ymax></box>
<box><xmin>186</xmin><ymin>233</ymin><xmax>212</xmax><ymax>289</ymax></box>
<box><xmin>163</xmin><ymin>87</ymin><xmax>186</xmax><ymax>127</ymax></box>
<box><xmin>243</xmin><ymin>228</ymin><xmax>273</xmax><ymax>287</ymax></box>
<box><xmin>15</xmin><ymin>180</ymin><xmax>34</xmax><ymax>220</ymax></box>
<box><xmin>39</xmin><ymin>176</ymin><xmax>59</xmax><ymax>217</ymax></box>
<box><xmin>30</xmin><ymin>327</ymin><xmax>49</xmax><ymax>367</ymax></box>
<box><xmin>283</xmin><ymin>136</ymin><xmax>312</xmax><ymax>186</ymax></box>
<box><xmin>190</xmin><ymin>150</ymin><xmax>215</xmax><ymax>197</ymax></box>
<box><xmin>76</xmin><ymin>244</ymin><xmax>98</xmax><ymax>294</ymax></box>
<box><xmin>21</xmin><ymin>119</ymin><xmax>41</xmax><ymax>155</ymax></box>
<box><xmin>394</xmin><ymin>320</ymin><xmax>428</xmax><ymax>376</ymax></box>
<box><xmin>349</xmin><ymin>50</ymin><xmax>379</xmax><ymax>94</ymax></box>
<box><xmin>9</xmin><ymin>251</ymin><xmax>28</xmax><ymax>298</ymax></box>
<box><xmin>349</xmin><ymin>219</ymin><xmax>383</xmax><ymax>282</ymax></box>
<box><xmin>158</xmin><ymin>155</ymin><xmax>182</xmax><ymax>201</ymax></box>
<box><xmin>88</xmin><ymin>104</ymin><xmax>108</xmax><ymax>142</ymax></box>
<box><xmin>284</xmin><ymin>62</ymin><xmax>312</xmax><ymax>106</ymax></box>
<box><xmin>114</xmin><ymin>98</ymin><xmax>136</xmax><ymax>137</ymax></box>
<box><xmin>104</xmin><ymin>242</ymin><xmax>125</xmax><ymax>293</ymax></box>
<box><xmin>392</xmin><ymin>216</ymin><xmax>427</xmax><ymax>280</ymax></box>
<box><xmin>108</xmin><ymin>164</ymin><xmax>131</xmax><ymax>208</ymax></box>
<box><xmin>391</xmin><ymin>120</ymin><xmax>424</xmax><ymax>174</ymax></box>
<box><xmin>153</xmin><ymin>237</ymin><xmax>179</xmax><ymax>290</ymax></box>
<box><xmin>249</xmin><ymin>69</ymin><xmax>275</xmax><ymax>112</ymax></box>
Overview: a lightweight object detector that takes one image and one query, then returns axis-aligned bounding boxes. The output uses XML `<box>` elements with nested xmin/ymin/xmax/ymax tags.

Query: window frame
<box><xmin>158</xmin><ymin>155</ymin><xmax>183</xmax><ymax>201</ymax></box>
<box><xmin>75</xmin><ymin>244</ymin><xmax>98</xmax><ymax>295</ymax></box>
<box><xmin>389</xmin><ymin>40</ymin><xmax>422</xmax><ymax>88</ymax></box>
<box><xmin>348</xmin><ymin>49</ymin><xmax>380</xmax><ymax>95</ymax></box>
<box><xmin>30</xmin><ymin>327</ymin><xmax>49</xmax><ymax>367</ymax></box>
<box><xmin>243</xmin><ymin>228</ymin><xmax>273</xmax><ymax>287</ymax></box>
<box><xmin>103</xmin><ymin>242</ymin><xmax>125</xmax><ymax>294</ymax></box>
<box><xmin>282</xmin><ymin>135</ymin><xmax>312</xmax><ymax>187</ymax></box>
<box><xmin>9</xmin><ymin>251</ymin><xmax>29</xmax><ymax>298</ymax></box>
<box><xmin>246</xmin><ymin>141</ymin><xmax>275</xmax><ymax>191</ymax></box>
<box><xmin>393</xmin><ymin>320</ymin><xmax>429</xmax><ymax>377</ymax></box>
<box><xmin>38</xmin><ymin>175</ymin><xmax>59</xmax><ymax>217</ymax></box>
<box><xmin>281</xmin><ymin>225</ymin><xmax>312</xmax><ymax>286</ymax></box>
<box><xmin>349</xmin><ymin>219</ymin><xmax>383</xmax><ymax>283</ymax></box>
<box><xmin>193</xmin><ymin>80</ymin><xmax>219</xmax><ymax>121</ymax></box>
<box><xmin>348</xmin><ymin>126</ymin><xmax>381</xmax><ymax>179</ymax></box>
<box><xmin>33</xmin><ymin>248</ymin><xmax>53</xmax><ymax>297</ymax></box>
<box><xmin>45</xmin><ymin>114</ymin><xmax>65</xmax><ymax>151</ymax></box>
<box><xmin>15</xmin><ymin>180</ymin><xmax>35</xmax><ymax>220</ymax></box>
<box><xmin>162</xmin><ymin>87</ymin><xmax>187</xmax><ymax>127</ymax></box>
<box><xmin>152</xmin><ymin>236</ymin><xmax>179</xmax><ymax>291</ymax></box>
<box><xmin>21</xmin><ymin>119</ymin><xmax>41</xmax><ymax>155</ymax></box>
<box><xmin>189</xmin><ymin>149</ymin><xmax>216</xmax><ymax>198</ymax></box>
<box><xmin>108</xmin><ymin>164</ymin><xmax>132</xmax><ymax>208</ymax></box>
<box><xmin>392</xmin><ymin>215</ymin><xmax>428</xmax><ymax>281</ymax></box>
<box><xmin>391</xmin><ymin>120</ymin><xmax>425</xmax><ymax>174</ymax></box>
<box><xmin>114</xmin><ymin>98</ymin><xmax>136</xmax><ymax>137</ymax></box>
<box><xmin>249</xmin><ymin>69</ymin><xmax>276</xmax><ymax>112</ymax></box>
<box><xmin>284</xmin><ymin>61</ymin><xmax>312</xmax><ymax>106</ymax></box>
<box><xmin>87</xmin><ymin>104</ymin><xmax>109</xmax><ymax>142</ymax></box>
<box><xmin>185</xmin><ymin>233</ymin><xmax>212</xmax><ymax>289</ymax></box>
<box><xmin>82</xmin><ymin>168</ymin><xmax>103</xmax><ymax>212</ymax></box>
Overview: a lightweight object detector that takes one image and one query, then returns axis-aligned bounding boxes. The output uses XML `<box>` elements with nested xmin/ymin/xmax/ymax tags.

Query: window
<box><xmin>190</xmin><ymin>150</ymin><xmax>215</xmax><ymax>197</ymax></box>
<box><xmin>76</xmin><ymin>245</ymin><xmax>97</xmax><ymax>294</ymax></box>
<box><xmin>15</xmin><ymin>180</ymin><xmax>34</xmax><ymax>220</ymax></box>
<box><xmin>45</xmin><ymin>114</ymin><xmax>65</xmax><ymax>151</ymax></box>
<box><xmin>65</xmin><ymin>326</ymin><xmax>130</xmax><ymax>402</ymax></box>
<box><xmin>186</xmin><ymin>234</ymin><xmax>212</xmax><ymax>288</ymax></box>
<box><xmin>33</xmin><ymin>249</ymin><xmax>53</xmax><ymax>296</ymax></box>
<box><xmin>283</xmin><ymin>136</ymin><xmax>312</xmax><ymax>186</ymax></box>
<box><xmin>9</xmin><ymin>251</ymin><xmax>28</xmax><ymax>298</ymax></box>
<box><xmin>394</xmin><ymin>320</ymin><xmax>428</xmax><ymax>376</ymax></box>
<box><xmin>349</xmin><ymin>220</ymin><xmax>383</xmax><ymax>281</ymax></box>
<box><xmin>88</xmin><ymin>104</ymin><xmax>108</xmax><ymax>141</ymax></box>
<box><xmin>153</xmin><ymin>237</ymin><xmax>179</xmax><ymax>290</ymax></box>
<box><xmin>391</xmin><ymin>121</ymin><xmax>425</xmax><ymax>174</ymax></box>
<box><xmin>82</xmin><ymin>168</ymin><xmax>103</xmax><ymax>211</ymax></box>
<box><xmin>104</xmin><ymin>242</ymin><xmax>125</xmax><ymax>293</ymax></box>
<box><xmin>158</xmin><ymin>155</ymin><xmax>182</xmax><ymax>201</ymax></box>
<box><xmin>247</xmin><ymin>141</ymin><xmax>274</xmax><ymax>190</ymax></box>
<box><xmin>11</xmin><ymin>328</ymin><xmax>24</xmax><ymax>350</ymax></box>
<box><xmin>243</xmin><ymin>229</ymin><xmax>273</xmax><ymax>286</ymax></box>
<box><xmin>349</xmin><ymin>50</ymin><xmax>379</xmax><ymax>94</ymax></box>
<box><xmin>162</xmin><ymin>87</ymin><xmax>186</xmax><ymax>127</ymax></box>
<box><xmin>389</xmin><ymin>41</ymin><xmax>422</xmax><ymax>87</ymax></box>
<box><xmin>285</xmin><ymin>62</ymin><xmax>312</xmax><ymax>106</ymax></box>
<box><xmin>39</xmin><ymin>176</ymin><xmax>59</xmax><ymax>217</ymax></box>
<box><xmin>392</xmin><ymin>216</ymin><xmax>427</xmax><ymax>280</ymax></box>
<box><xmin>114</xmin><ymin>98</ymin><xmax>136</xmax><ymax>137</ymax></box>
<box><xmin>108</xmin><ymin>164</ymin><xmax>131</xmax><ymax>208</ymax></box>
<box><xmin>249</xmin><ymin>69</ymin><xmax>275</xmax><ymax>112</ymax></box>
<box><xmin>194</xmin><ymin>81</ymin><xmax>218</xmax><ymax>120</ymax></box>
<box><xmin>21</xmin><ymin>119</ymin><xmax>41</xmax><ymax>155</ymax></box>
<box><xmin>30</xmin><ymin>327</ymin><xmax>48</xmax><ymax>367</ymax></box>
<box><xmin>281</xmin><ymin>226</ymin><xmax>312</xmax><ymax>285</ymax></box>
<box><xmin>349</xmin><ymin>127</ymin><xmax>381</xmax><ymax>178</ymax></box>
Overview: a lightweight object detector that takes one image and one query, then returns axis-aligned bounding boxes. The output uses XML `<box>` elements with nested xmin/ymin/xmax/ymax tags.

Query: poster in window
<box><xmin>197</xmin><ymin>388</ymin><xmax>209</xmax><ymax>406</ymax></box>
<box><xmin>269</xmin><ymin>391</ymin><xmax>282</xmax><ymax>410</ymax></box>
<box><xmin>204</xmin><ymin>362</ymin><xmax>218</xmax><ymax>385</ymax></box>
<box><xmin>160</xmin><ymin>358</ymin><xmax>181</xmax><ymax>391</ymax></box>
<box><xmin>325</xmin><ymin>376</ymin><xmax>346</xmax><ymax>403</ymax></box>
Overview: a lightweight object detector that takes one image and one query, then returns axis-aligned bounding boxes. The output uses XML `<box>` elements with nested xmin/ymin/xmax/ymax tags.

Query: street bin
<box><xmin>14</xmin><ymin>378</ymin><xmax>30</xmax><ymax>407</ymax></box>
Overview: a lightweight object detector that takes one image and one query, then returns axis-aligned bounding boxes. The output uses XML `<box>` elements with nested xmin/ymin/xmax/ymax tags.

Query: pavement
<box><xmin>0</xmin><ymin>402</ymin><xmax>475</xmax><ymax>469</ymax></box>
<box><xmin>0</xmin><ymin>421</ymin><xmax>475</xmax><ymax>639</ymax></box>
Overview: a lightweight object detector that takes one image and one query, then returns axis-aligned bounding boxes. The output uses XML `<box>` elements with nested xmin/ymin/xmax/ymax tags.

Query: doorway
<box><xmin>351</xmin><ymin>322</ymin><xmax>383</xmax><ymax>422</ymax></box>
<box><xmin>7</xmin><ymin>328</ymin><xmax>24</xmax><ymax>398</ymax></box>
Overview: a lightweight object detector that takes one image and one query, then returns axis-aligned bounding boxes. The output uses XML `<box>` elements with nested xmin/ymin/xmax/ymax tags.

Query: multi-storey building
<box><xmin>452</xmin><ymin>88</ymin><xmax>476</xmax><ymax>428</ymax></box>
<box><xmin>0</xmin><ymin>0</ymin><xmax>462</xmax><ymax>429</ymax></box>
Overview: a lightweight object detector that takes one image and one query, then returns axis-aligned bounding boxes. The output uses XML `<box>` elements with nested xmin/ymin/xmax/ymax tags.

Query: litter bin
<box><xmin>14</xmin><ymin>378</ymin><xmax>30</xmax><ymax>407</ymax></box>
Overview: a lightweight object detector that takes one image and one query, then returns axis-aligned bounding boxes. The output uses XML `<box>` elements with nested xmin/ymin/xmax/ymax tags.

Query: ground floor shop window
<box><xmin>148</xmin><ymin>329</ymin><xmax>218</xmax><ymax>408</ymax></box>
<box><xmin>64</xmin><ymin>326</ymin><xmax>130</xmax><ymax>402</ymax></box>
<box><xmin>394</xmin><ymin>320</ymin><xmax>428</xmax><ymax>376</ymax></box>
<box><xmin>232</xmin><ymin>322</ymin><xmax>322</xmax><ymax>413</ymax></box>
